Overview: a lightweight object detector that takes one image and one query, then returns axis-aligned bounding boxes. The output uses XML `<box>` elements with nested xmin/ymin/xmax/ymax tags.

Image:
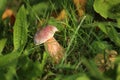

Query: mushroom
<box><xmin>34</xmin><ymin>25</ymin><xmax>64</xmax><ymax>63</ymax></box>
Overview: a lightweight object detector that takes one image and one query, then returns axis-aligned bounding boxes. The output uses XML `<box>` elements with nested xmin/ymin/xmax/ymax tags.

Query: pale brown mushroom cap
<box><xmin>34</xmin><ymin>25</ymin><xmax>58</xmax><ymax>45</ymax></box>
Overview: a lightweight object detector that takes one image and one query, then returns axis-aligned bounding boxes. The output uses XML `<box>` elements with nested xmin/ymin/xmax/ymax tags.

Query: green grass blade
<box><xmin>0</xmin><ymin>38</ymin><xmax>7</xmax><ymax>54</ymax></box>
<box><xmin>61</xmin><ymin>16</ymin><xmax>86</xmax><ymax>64</ymax></box>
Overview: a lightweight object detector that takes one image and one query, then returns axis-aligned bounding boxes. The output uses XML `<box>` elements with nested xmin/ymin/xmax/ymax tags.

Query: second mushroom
<box><xmin>34</xmin><ymin>25</ymin><xmax>64</xmax><ymax>63</ymax></box>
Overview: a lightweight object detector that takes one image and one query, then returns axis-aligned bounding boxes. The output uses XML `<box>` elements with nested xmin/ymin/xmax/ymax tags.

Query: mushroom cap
<box><xmin>34</xmin><ymin>25</ymin><xmax>58</xmax><ymax>45</ymax></box>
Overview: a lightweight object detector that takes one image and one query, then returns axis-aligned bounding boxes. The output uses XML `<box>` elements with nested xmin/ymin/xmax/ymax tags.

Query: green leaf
<box><xmin>0</xmin><ymin>0</ymin><xmax>7</xmax><ymax>9</ymax></box>
<box><xmin>0</xmin><ymin>68</ymin><xmax>6</xmax><ymax>80</ymax></box>
<box><xmin>17</xmin><ymin>52</ymin><xmax>48</xmax><ymax>80</ymax></box>
<box><xmin>93</xmin><ymin>0</ymin><xmax>120</xmax><ymax>18</ymax></box>
<box><xmin>13</xmin><ymin>5</ymin><xmax>28</xmax><ymax>50</ymax></box>
<box><xmin>55</xmin><ymin>74</ymin><xmax>90</xmax><ymax>80</ymax></box>
<box><xmin>116</xmin><ymin>64</ymin><xmax>120</xmax><ymax>80</ymax></box>
<box><xmin>98</xmin><ymin>23</ymin><xmax>107</xmax><ymax>34</ymax></box>
<box><xmin>0</xmin><ymin>0</ymin><xmax>7</xmax><ymax>19</ymax></box>
<box><xmin>109</xmin><ymin>3</ymin><xmax>120</xmax><ymax>19</ymax></box>
<box><xmin>97</xmin><ymin>23</ymin><xmax>120</xmax><ymax>47</ymax></box>
<box><xmin>94</xmin><ymin>0</ymin><xmax>109</xmax><ymax>18</ymax></box>
<box><xmin>32</xmin><ymin>2</ymin><xmax>50</xmax><ymax>16</ymax></box>
<box><xmin>0</xmin><ymin>49</ymin><xmax>21</xmax><ymax>80</ymax></box>
<box><xmin>107</xmin><ymin>26</ymin><xmax>120</xmax><ymax>46</ymax></box>
<box><xmin>76</xmin><ymin>74</ymin><xmax>90</xmax><ymax>80</ymax></box>
<box><xmin>0</xmin><ymin>38</ymin><xmax>7</xmax><ymax>54</ymax></box>
<box><xmin>0</xmin><ymin>4</ymin><xmax>29</xmax><ymax>76</ymax></box>
<box><xmin>117</xmin><ymin>18</ymin><xmax>120</xmax><ymax>27</ymax></box>
<box><xmin>0</xmin><ymin>49</ymin><xmax>22</xmax><ymax>68</ymax></box>
<box><xmin>4</xmin><ymin>65</ymin><xmax>17</xmax><ymax>80</ymax></box>
<box><xmin>91</xmin><ymin>41</ymin><xmax>111</xmax><ymax>53</ymax></box>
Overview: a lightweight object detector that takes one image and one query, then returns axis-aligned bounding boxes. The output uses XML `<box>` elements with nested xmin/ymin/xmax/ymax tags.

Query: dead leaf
<box><xmin>2</xmin><ymin>9</ymin><xmax>14</xmax><ymax>20</ymax></box>
<box><xmin>56</xmin><ymin>9</ymin><xmax>67</xmax><ymax>20</ymax></box>
<box><xmin>94</xmin><ymin>49</ymin><xmax>118</xmax><ymax>72</ymax></box>
<box><xmin>73</xmin><ymin>0</ymin><xmax>87</xmax><ymax>17</ymax></box>
<box><xmin>2</xmin><ymin>9</ymin><xmax>15</xmax><ymax>26</ymax></box>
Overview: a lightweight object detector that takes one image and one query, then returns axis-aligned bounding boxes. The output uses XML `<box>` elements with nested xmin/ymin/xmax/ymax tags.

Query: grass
<box><xmin>0</xmin><ymin>0</ymin><xmax>120</xmax><ymax>80</ymax></box>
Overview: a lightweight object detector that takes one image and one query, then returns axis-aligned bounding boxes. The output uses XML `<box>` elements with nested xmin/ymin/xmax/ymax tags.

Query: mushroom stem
<box><xmin>44</xmin><ymin>37</ymin><xmax>64</xmax><ymax>63</ymax></box>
